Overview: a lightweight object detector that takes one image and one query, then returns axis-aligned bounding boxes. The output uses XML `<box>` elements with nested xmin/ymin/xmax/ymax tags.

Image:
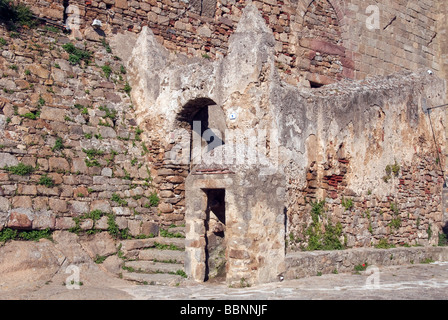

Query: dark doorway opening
<box><xmin>203</xmin><ymin>189</ymin><xmax>226</xmax><ymax>282</ymax></box>
<box><xmin>191</xmin><ymin>105</ymin><xmax>225</xmax><ymax>153</ymax></box>
<box><xmin>177</xmin><ymin>98</ymin><xmax>226</xmax><ymax>168</ymax></box>
<box><xmin>442</xmin><ymin>222</ymin><xmax>448</xmax><ymax>246</ymax></box>
<box><xmin>63</xmin><ymin>0</ymin><xmax>69</xmax><ymax>24</ymax></box>
<box><xmin>309</xmin><ymin>80</ymin><xmax>325</xmax><ymax>89</ymax></box>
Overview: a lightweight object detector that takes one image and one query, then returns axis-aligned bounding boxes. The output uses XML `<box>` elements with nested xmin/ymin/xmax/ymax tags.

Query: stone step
<box><xmin>164</xmin><ymin>226</ymin><xmax>186</xmax><ymax>237</ymax></box>
<box><xmin>125</xmin><ymin>260</ymin><xmax>184</xmax><ymax>274</ymax></box>
<box><xmin>119</xmin><ymin>236</ymin><xmax>185</xmax><ymax>251</ymax></box>
<box><xmin>155</xmin><ymin>237</ymin><xmax>185</xmax><ymax>249</ymax></box>
<box><xmin>138</xmin><ymin>248</ymin><xmax>185</xmax><ymax>263</ymax></box>
<box><xmin>119</xmin><ymin>236</ymin><xmax>186</xmax><ymax>259</ymax></box>
<box><xmin>122</xmin><ymin>271</ymin><xmax>184</xmax><ymax>286</ymax></box>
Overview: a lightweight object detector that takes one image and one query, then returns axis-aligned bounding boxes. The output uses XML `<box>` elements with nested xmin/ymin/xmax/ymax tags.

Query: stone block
<box><xmin>0</xmin><ymin>197</ymin><xmax>10</xmax><ymax>228</ymax></box>
<box><xmin>141</xmin><ymin>221</ymin><xmax>159</xmax><ymax>236</ymax></box>
<box><xmin>112</xmin><ymin>207</ymin><xmax>131</xmax><ymax>216</ymax></box>
<box><xmin>74</xmin><ymin>186</ymin><xmax>89</xmax><ymax>197</ymax></box>
<box><xmin>104</xmin><ymin>92</ymin><xmax>121</xmax><ymax>102</ymax></box>
<box><xmin>0</xmin><ymin>195</ymin><xmax>10</xmax><ymax>212</ymax></box>
<box><xmin>40</xmin><ymin>7</ymin><xmax>63</xmax><ymax>20</ymax></box>
<box><xmin>101</xmin><ymin>255</ymin><xmax>123</xmax><ymax>275</ymax></box>
<box><xmin>49</xmin><ymin>157</ymin><xmax>70</xmax><ymax>172</ymax></box>
<box><xmin>28</xmin><ymin>64</ymin><xmax>50</xmax><ymax>79</ymax></box>
<box><xmin>198</xmin><ymin>25</ymin><xmax>212</xmax><ymax>37</ymax></box>
<box><xmin>159</xmin><ymin>202</ymin><xmax>174</xmax><ymax>213</ymax></box>
<box><xmin>99</xmin><ymin>126</ymin><xmax>117</xmax><ymax>138</ymax></box>
<box><xmin>7</xmin><ymin>209</ymin><xmax>33</xmax><ymax>229</ymax></box>
<box><xmin>0</xmin><ymin>153</ymin><xmax>18</xmax><ymax>168</ymax></box>
<box><xmin>55</xmin><ymin>217</ymin><xmax>75</xmax><ymax>230</ymax></box>
<box><xmin>37</xmin><ymin>158</ymin><xmax>49</xmax><ymax>171</ymax></box>
<box><xmin>40</xmin><ymin>106</ymin><xmax>67</xmax><ymax>122</ymax></box>
<box><xmin>69</xmin><ymin>201</ymin><xmax>89</xmax><ymax>216</ymax></box>
<box><xmin>37</xmin><ymin>185</ymin><xmax>60</xmax><ymax>196</ymax></box>
<box><xmin>139</xmin><ymin>2</ymin><xmax>151</xmax><ymax>11</ymax></box>
<box><xmin>95</xmin><ymin>216</ymin><xmax>109</xmax><ymax>230</ymax></box>
<box><xmin>80</xmin><ymin>219</ymin><xmax>94</xmax><ymax>230</ymax></box>
<box><xmin>71</xmin><ymin>158</ymin><xmax>89</xmax><ymax>174</ymax></box>
<box><xmin>12</xmin><ymin>196</ymin><xmax>33</xmax><ymax>209</ymax></box>
<box><xmin>32</xmin><ymin>211</ymin><xmax>56</xmax><ymax>230</ymax></box>
<box><xmin>49</xmin><ymin>198</ymin><xmax>68</xmax><ymax>213</ymax></box>
<box><xmin>17</xmin><ymin>184</ymin><xmax>37</xmax><ymax>196</ymax></box>
<box><xmin>128</xmin><ymin>220</ymin><xmax>141</xmax><ymax>236</ymax></box>
<box><xmin>84</xmin><ymin>27</ymin><xmax>103</xmax><ymax>42</ymax></box>
<box><xmin>101</xmin><ymin>167</ymin><xmax>113</xmax><ymax>177</ymax></box>
<box><xmin>115</xmin><ymin>216</ymin><xmax>128</xmax><ymax>230</ymax></box>
<box><xmin>32</xmin><ymin>197</ymin><xmax>48</xmax><ymax>211</ymax></box>
<box><xmin>167</xmin><ymin>175</ymin><xmax>184</xmax><ymax>184</ymax></box>
<box><xmin>60</xmin><ymin>185</ymin><xmax>74</xmax><ymax>198</ymax></box>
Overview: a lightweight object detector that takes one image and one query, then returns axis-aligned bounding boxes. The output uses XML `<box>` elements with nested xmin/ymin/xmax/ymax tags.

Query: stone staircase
<box><xmin>119</xmin><ymin>226</ymin><xmax>187</xmax><ymax>286</ymax></box>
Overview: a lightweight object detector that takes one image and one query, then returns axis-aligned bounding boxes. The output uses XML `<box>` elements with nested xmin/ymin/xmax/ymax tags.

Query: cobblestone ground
<box><xmin>2</xmin><ymin>262</ymin><xmax>448</xmax><ymax>301</ymax></box>
<box><xmin>121</xmin><ymin>262</ymin><xmax>448</xmax><ymax>300</ymax></box>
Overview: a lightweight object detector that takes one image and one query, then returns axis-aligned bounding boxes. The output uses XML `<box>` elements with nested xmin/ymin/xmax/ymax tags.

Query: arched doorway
<box><xmin>176</xmin><ymin>98</ymin><xmax>226</xmax><ymax>170</ymax></box>
<box><xmin>297</xmin><ymin>0</ymin><xmax>353</xmax><ymax>86</ymax></box>
<box><xmin>178</xmin><ymin>98</ymin><xmax>230</xmax><ymax>282</ymax></box>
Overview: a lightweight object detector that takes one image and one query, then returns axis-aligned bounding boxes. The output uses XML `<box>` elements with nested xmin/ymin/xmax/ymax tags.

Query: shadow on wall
<box><xmin>91</xmin><ymin>26</ymin><xmax>105</xmax><ymax>37</ymax></box>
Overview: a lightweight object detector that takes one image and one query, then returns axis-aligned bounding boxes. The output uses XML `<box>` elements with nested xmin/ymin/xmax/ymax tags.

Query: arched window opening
<box><xmin>176</xmin><ymin>98</ymin><xmax>226</xmax><ymax>169</ymax></box>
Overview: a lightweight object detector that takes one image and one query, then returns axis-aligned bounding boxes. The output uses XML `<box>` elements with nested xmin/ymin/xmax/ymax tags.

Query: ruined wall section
<box><xmin>275</xmin><ymin>71</ymin><xmax>447</xmax><ymax>250</ymax></box>
<box><xmin>19</xmin><ymin>0</ymin><xmax>441</xmax><ymax>86</ymax></box>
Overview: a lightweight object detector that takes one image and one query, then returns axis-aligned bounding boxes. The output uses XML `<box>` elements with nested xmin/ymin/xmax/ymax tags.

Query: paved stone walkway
<box><xmin>120</xmin><ymin>262</ymin><xmax>448</xmax><ymax>300</ymax></box>
<box><xmin>2</xmin><ymin>261</ymin><xmax>447</xmax><ymax>301</ymax></box>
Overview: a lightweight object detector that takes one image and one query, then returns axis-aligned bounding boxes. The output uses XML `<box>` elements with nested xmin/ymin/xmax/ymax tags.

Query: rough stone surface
<box><xmin>80</xmin><ymin>232</ymin><xmax>118</xmax><ymax>260</ymax></box>
<box><xmin>0</xmin><ymin>153</ymin><xmax>18</xmax><ymax>168</ymax></box>
<box><xmin>122</xmin><ymin>3</ymin><xmax>448</xmax><ymax>286</ymax></box>
<box><xmin>1</xmin><ymin>0</ymin><xmax>448</xmax><ymax>288</ymax></box>
<box><xmin>7</xmin><ymin>209</ymin><xmax>33</xmax><ymax>229</ymax></box>
<box><xmin>0</xmin><ymin>240</ymin><xmax>64</xmax><ymax>291</ymax></box>
<box><xmin>0</xmin><ymin>22</ymin><xmax>165</xmax><ymax>244</ymax></box>
<box><xmin>285</xmin><ymin>247</ymin><xmax>448</xmax><ymax>279</ymax></box>
<box><xmin>19</xmin><ymin>0</ymin><xmax>444</xmax><ymax>85</ymax></box>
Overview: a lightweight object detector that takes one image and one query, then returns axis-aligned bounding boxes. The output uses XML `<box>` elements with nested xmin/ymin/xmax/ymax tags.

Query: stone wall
<box><xmin>112</xmin><ymin>3</ymin><xmax>448</xmax><ymax>284</ymax></box>
<box><xmin>275</xmin><ymin>71</ymin><xmax>447</xmax><ymax>250</ymax></box>
<box><xmin>185</xmin><ymin>170</ymin><xmax>286</xmax><ymax>287</ymax></box>
<box><xmin>1</xmin><ymin>0</ymin><xmax>447</xmax><ymax>286</ymax></box>
<box><xmin>19</xmin><ymin>0</ymin><xmax>442</xmax><ymax>86</ymax></box>
<box><xmin>0</xmin><ymin>25</ymin><xmax>177</xmax><ymax>236</ymax></box>
<box><xmin>285</xmin><ymin>246</ymin><xmax>448</xmax><ymax>279</ymax></box>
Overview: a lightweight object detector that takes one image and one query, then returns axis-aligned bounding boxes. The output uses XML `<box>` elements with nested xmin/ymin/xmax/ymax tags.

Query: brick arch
<box><xmin>295</xmin><ymin>0</ymin><xmax>354</xmax><ymax>84</ymax></box>
<box><xmin>176</xmin><ymin>97</ymin><xmax>217</xmax><ymax>124</ymax></box>
<box><xmin>303</xmin><ymin>0</ymin><xmax>342</xmax><ymax>45</ymax></box>
<box><xmin>295</xmin><ymin>0</ymin><xmax>345</xmax><ymax>24</ymax></box>
<box><xmin>308</xmin><ymin>0</ymin><xmax>344</xmax><ymax>23</ymax></box>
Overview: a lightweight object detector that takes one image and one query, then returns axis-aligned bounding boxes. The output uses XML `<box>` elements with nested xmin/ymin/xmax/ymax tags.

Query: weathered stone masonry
<box><xmin>118</xmin><ymin>3</ymin><xmax>447</xmax><ymax>285</ymax></box>
<box><xmin>0</xmin><ymin>26</ymin><xmax>168</xmax><ymax>236</ymax></box>
<box><xmin>280</xmin><ymin>73</ymin><xmax>447</xmax><ymax>250</ymax></box>
<box><xmin>20</xmin><ymin>0</ymin><xmax>443</xmax><ymax>85</ymax></box>
<box><xmin>1</xmin><ymin>0</ymin><xmax>448</xmax><ymax>286</ymax></box>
